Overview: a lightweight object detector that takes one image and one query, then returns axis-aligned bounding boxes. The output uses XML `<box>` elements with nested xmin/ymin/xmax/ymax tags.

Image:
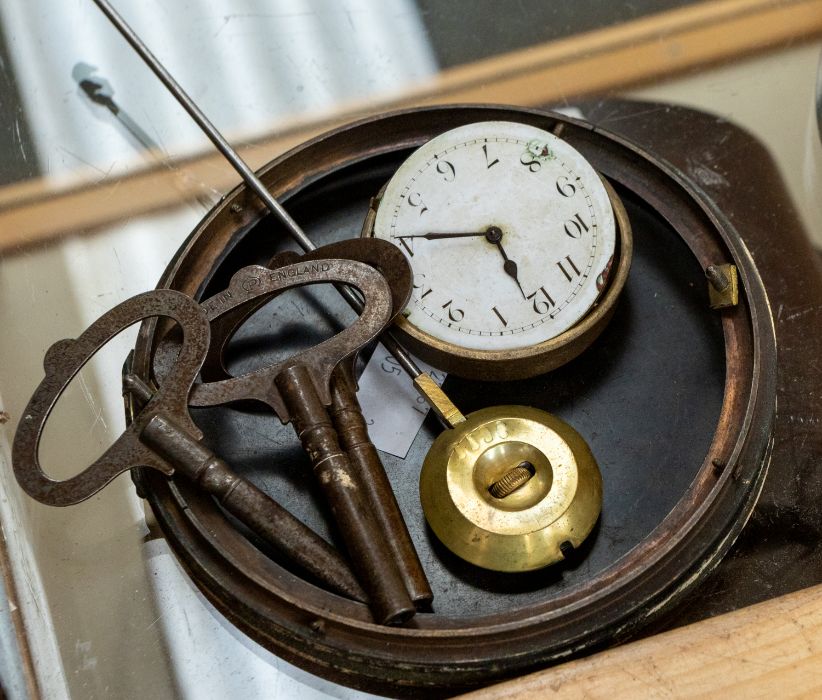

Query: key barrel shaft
<box><xmin>329</xmin><ymin>367</ymin><xmax>433</xmax><ymax>607</ymax></box>
<box><xmin>140</xmin><ymin>413</ymin><xmax>366</xmax><ymax>602</ymax></box>
<box><xmin>276</xmin><ymin>365</ymin><xmax>416</xmax><ymax>625</ymax></box>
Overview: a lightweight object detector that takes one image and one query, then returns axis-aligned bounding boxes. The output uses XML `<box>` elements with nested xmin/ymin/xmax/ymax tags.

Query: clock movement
<box><xmin>362</xmin><ymin>120</ymin><xmax>632</xmax><ymax>380</ymax></box>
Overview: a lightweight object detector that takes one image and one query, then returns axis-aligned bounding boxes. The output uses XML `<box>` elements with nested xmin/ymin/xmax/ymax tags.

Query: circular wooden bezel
<box><xmin>131</xmin><ymin>104</ymin><xmax>776</xmax><ymax>696</ymax></box>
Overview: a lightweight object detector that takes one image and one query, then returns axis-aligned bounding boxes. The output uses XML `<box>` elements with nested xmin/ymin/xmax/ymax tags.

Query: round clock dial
<box><xmin>371</xmin><ymin>121</ymin><xmax>618</xmax><ymax>358</ymax></box>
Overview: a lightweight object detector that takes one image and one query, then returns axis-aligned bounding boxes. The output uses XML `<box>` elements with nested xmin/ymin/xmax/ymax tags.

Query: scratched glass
<box><xmin>0</xmin><ymin>2</ymin><xmax>820</xmax><ymax>698</ymax></box>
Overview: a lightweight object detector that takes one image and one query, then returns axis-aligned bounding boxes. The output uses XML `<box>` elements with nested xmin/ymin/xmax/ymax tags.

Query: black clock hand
<box><xmin>498</xmin><ymin>246</ymin><xmax>527</xmax><ymax>300</ymax></box>
<box><xmin>395</xmin><ymin>231</ymin><xmax>488</xmax><ymax>240</ymax></box>
<box><xmin>396</xmin><ymin>227</ymin><xmax>528</xmax><ymax>297</ymax></box>
<box><xmin>485</xmin><ymin>227</ymin><xmax>527</xmax><ymax>300</ymax></box>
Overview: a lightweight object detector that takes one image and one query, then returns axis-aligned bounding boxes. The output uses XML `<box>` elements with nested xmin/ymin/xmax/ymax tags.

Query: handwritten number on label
<box><xmin>381</xmin><ymin>355</ymin><xmax>403</xmax><ymax>376</ymax></box>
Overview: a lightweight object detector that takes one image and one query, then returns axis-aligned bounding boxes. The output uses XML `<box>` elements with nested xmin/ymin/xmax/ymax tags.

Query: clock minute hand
<box><xmin>396</xmin><ymin>231</ymin><xmax>488</xmax><ymax>240</ymax></box>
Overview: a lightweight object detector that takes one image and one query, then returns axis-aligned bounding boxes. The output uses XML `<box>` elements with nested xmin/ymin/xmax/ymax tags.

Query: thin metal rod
<box><xmin>91</xmin><ymin>0</ymin><xmax>310</xmax><ymax>250</ymax></box>
<box><xmin>93</xmin><ymin>0</ymin><xmax>422</xmax><ymax>379</ymax></box>
<box><xmin>378</xmin><ymin>333</ymin><xmax>420</xmax><ymax>377</ymax></box>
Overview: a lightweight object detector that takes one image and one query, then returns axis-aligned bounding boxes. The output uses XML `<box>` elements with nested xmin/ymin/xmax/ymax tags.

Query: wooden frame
<box><xmin>2</xmin><ymin>0</ymin><xmax>822</xmax><ymax>252</ymax></box>
<box><xmin>462</xmin><ymin>582</ymin><xmax>822</xmax><ymax>698</ymax></box>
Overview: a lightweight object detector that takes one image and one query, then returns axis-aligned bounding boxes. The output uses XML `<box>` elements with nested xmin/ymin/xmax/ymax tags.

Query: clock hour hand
<box><xmin>485</xmin><ymin>227</ymin><xmax>527</xmax><ymax>300</ymax></box>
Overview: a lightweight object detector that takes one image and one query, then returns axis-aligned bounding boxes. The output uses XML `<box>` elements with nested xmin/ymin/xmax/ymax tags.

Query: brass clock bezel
<box><xmin>362</xmin><ymin>176</ymin><xmax>633</xmax><ymax>380</ymax></box>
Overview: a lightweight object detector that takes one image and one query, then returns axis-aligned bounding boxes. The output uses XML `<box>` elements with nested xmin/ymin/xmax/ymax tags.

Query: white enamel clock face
<box><xmin>372</xmin><ymin>121</ymin><xmax>617</xmax><ymax>352</ymax></box>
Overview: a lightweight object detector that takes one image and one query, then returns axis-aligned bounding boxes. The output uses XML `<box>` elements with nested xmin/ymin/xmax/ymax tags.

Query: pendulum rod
<box><xmin>91</xmin><ymin>0</ymin><xmax>464</xmax><ymax>428</ymax></box>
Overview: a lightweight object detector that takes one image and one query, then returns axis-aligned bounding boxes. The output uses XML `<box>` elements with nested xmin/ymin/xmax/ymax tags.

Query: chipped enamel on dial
<box><xmin>372</xmin><ymin>121</ymin><xmax>617</xmax><ymax>353</ymax></box>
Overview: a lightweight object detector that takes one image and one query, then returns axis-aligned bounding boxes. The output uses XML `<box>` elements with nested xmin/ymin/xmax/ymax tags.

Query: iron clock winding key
<box><xmin>11</xmin><ymin>289</ymin><xmax>367</xmax><ymax>603</ymax></box>
<box><xmin>363</xmin><ymin>120</ymin><xmax>633</xmax><ymax>381</ymax></box>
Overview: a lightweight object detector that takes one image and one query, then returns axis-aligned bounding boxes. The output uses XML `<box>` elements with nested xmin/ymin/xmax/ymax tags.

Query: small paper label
<box><xmin>357</xmin><ymin>344</ymin><xmax>446</xmax><ymax>459</ymax></box>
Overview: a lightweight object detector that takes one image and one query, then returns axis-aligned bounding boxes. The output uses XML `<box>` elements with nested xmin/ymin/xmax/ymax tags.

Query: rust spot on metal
<box><xmin>331</xmin><ymin>469</ymin><xmax>355</xmax><ymax>489</ymax></box>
